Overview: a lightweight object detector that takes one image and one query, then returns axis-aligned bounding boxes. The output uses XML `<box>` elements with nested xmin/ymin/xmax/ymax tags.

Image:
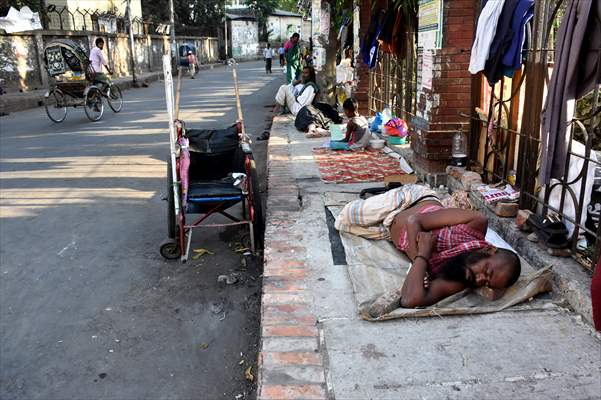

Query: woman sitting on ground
<box><xmin>335</xmin><ymin>185</ymin><xmax>521</xmax><ymax>314</ymax></box>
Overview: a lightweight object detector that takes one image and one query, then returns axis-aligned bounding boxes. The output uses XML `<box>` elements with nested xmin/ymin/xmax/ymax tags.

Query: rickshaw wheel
<box><xmin>159</xmin><ymin>238</ymin><xmax>181</xmax><ymax>260</ymax></box>
<box><xmin>44</xmin><ymin>88</ymin><xmax>67</xmax><ymax>123</ymax></box>
<box><xmin>84</xmin><ymin>87</ymin><xmax>104</xmax><ymax>121</ymax></box>
<box><xmin>107</xmin><ymin>85</ymin><xmax>123</xmax><ymax>113</ymax></box>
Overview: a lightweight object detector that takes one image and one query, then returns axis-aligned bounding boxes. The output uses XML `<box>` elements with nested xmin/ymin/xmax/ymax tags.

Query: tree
<box><xmin>276</xmin><ymin>0</ymin><xmax>298</xmax><ymax>12</ymax></box>
<box><xmin>245</xmin><ymin>0</ymin><xmax>277</xmax><ymax>42</ymax></box>
<box><xmin>141</xmin><ymin>0</ymin><xmax>226</xmax><ymax>36</ymax></box>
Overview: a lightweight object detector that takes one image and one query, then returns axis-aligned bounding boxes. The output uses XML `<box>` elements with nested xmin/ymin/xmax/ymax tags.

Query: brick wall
<box><xmin>354</xmin><ymin>0</ymin><xmax>371</xmax><ymax>116</ymax></box>
<box><xmin>411</xmin><ymin>0</ymin><xmax>476</xmax><ymax>173</ymax></box>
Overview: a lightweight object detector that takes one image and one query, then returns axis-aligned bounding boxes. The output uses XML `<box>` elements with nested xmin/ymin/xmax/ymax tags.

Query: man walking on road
<box><xmin>278</xmin><ymin>45</ymin><xmax>285</xmax><ymax>67</ymax></box>
<box><xmin>263</xmin><ymin>43</ymin><xmax>274</xmax><ymax>74</ymax></box>
<box><xmin>89</xmin><ymin>37</ymin><xmax>112</xmax><ymax>91</ymax></box>
<box><xmin>284</xmin><ymin>33</ymin><xmax>302</xmax><ymax>84</ymax></box>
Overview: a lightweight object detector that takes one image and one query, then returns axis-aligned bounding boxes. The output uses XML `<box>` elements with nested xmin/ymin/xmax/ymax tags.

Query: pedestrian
<box><xmin>89</xmin><ymin>37</ymin><xmax>113</xmax><ymax>92</ymax></box>
<box><xmin>284</xmin><ymin>32</ymin><xmax>302</xmax><ymax>84</ymax></box>
<box><xmin>187</xmin><ymin>51</ymin><xmax>197</xmax><ymax>79</ymax></box>
<box><xmin>263</xmin><ymin>43</ymin><xmax>274</xmax><ymax>74</ymax></box>
<box><xmin>278</xmin><ymin>44</ymin><xmax>285</xmax><ymax>67</ymax></box>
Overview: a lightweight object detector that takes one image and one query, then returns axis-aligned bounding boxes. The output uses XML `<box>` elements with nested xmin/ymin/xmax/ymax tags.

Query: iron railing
<box><xmin>468</xmin><ymin>0</ymin><xmax>601</xmax><ymax>269</ymax></box>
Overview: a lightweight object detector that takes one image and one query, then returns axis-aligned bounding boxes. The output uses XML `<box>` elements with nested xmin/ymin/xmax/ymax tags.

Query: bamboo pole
<box><xmin>231</xmin><ymin>63</ymin><xmax>245</xmax><ymax>135</ymax></box>
<box><xmin>174</xmin><ymin>67</ymin><xmax>182</xmax><ymax>120</ymax></box>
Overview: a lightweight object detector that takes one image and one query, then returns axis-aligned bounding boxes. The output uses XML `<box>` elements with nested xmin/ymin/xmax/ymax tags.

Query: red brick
<box><xmin>262</xmin><ymin>351</ymin><xmax>322</xmax><ymax>366</ymax></box>
<box><xmin>263</xmin><ymin>268</ymin><xmax>307</xmax><ymax>279</ymax></box>
<box><xmin>263</xmin><ymin>277</ymin><xmax>307</xmax><ymax>292</ymax></box>
<box><xmin>262</xmin><ymin>292</ymin><xmax>308</xmax><ymax>305</ymax></box>
<box><xmin>262</xmin><ymin>325</ymin><xmax>318</xmax><ymax>337</ymax></box>
<box><xmin>259</xmin><ymin>384</ymin><xmax>326</xmax><ymax>400</ymax></box>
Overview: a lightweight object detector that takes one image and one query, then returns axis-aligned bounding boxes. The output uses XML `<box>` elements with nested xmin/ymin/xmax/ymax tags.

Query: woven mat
<box><xmin>312</xmin><ymin>148</ymin><xmax>401</xmax><ymax>183</ymax></box>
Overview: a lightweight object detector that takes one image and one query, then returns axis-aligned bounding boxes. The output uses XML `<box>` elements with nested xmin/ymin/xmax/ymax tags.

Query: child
<box><xmin>330</xmin><ymin>98</ymin><xmax>371</xmax><ymax>150</ymax></box>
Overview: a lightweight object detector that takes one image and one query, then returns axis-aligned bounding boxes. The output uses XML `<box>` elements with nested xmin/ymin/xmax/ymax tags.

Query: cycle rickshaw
<box><xmin>43</xmin><ymin>39</ymin><xmax>123</xmax><ymax>122</ymax></box>
<box><xmin>159</xmin><ymin>59</ymin><xmax>263</xmax><ymax>262</ymax></box>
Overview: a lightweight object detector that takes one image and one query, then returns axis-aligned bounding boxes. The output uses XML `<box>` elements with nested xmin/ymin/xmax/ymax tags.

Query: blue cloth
<box><xmin>502</xmin><ymin>0</ymin><xmax>534</xmax><ymax>77</ymax></box>
<box><xmin>330</xmin><ymin>140</ymin><xmax>350</xmax><ymax>151</ymax></box>
<box><xmin>483</xmin><ymin>0</ymin><xmax>521</xmax><ymax>84</ymax></box>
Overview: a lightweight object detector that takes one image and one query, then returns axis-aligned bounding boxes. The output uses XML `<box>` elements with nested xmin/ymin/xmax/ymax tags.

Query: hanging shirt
<box><xmin>540</xmin><ymin>0</ymin><xmax>601</xmax><ymax>185</ymax></box>
<box><xmin>483</xmin><ymin>0</ymin><xmax>521</xmax><ymax>84</ymax></box>
<box><xmin>468</xmin><ymin>0</ymin><xmax>507</xmax><ymax>74</ymax></box>
<box><xmin>502</xmin><ymin>0</ymin><xmax>535</xmax><ymax>77</ymax></box>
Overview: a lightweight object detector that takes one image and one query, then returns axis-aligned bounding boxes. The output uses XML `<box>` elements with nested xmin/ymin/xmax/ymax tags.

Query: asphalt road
<box><xmin>0</xmin><ymin>61</ymin><xmax>283</xmax><ymax>399</ymax></box>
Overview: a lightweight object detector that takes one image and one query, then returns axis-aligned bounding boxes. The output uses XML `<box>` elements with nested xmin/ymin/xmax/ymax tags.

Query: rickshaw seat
<box><xmin>188</xmin><ymin>181</ymin><xmax>243</xmax><ymax>201</ymax></box>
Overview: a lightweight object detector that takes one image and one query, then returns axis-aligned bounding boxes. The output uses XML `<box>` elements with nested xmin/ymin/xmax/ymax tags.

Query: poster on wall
<box><xmin>421</xmin><ymin>50</ymin><xmax>434</xmax><ymax>90</ymax></box>
<box><xmin>311</xmin><ymin>0</ymin><xmax>330</xmax><ymax>71</ymax></box>
<box><xmin>418</xmin><ymin>0</ymin><xmax>443</xmax><ymax>50</ymax></box>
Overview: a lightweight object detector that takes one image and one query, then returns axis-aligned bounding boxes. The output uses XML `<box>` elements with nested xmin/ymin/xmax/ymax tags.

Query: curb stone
<box><xmin>258</xmin><ymin>115</ymin><xmax>328</xmax><ymax>400</ymax></box>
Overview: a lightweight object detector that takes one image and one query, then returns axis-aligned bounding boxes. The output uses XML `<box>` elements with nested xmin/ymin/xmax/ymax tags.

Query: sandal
<box><xmin>526</xmin><ymin>214</ymin><xmax>569</xmax><ymax>249</ymax></box>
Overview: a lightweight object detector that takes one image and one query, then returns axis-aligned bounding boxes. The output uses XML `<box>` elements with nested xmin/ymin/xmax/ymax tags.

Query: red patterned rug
<box><xmin>312</xmin><ymin>148</ymin><xmax>402</xmax><ymax>183</ymax></box>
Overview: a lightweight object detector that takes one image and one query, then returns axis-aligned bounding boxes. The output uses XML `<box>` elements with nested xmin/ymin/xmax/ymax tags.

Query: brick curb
<box><xmin>257</xmin><ymin>115</ymin><xmax>329</xmax><ymax>400</ymax></box>
<box><xmin>0</xmin><ymin>63</ymin><xmax>226</xmax><ymax>114</ymax></box>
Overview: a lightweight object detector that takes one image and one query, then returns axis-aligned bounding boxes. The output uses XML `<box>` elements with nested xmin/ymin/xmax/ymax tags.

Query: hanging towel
<box><xmin>540</xmin><ymin>0</ymin><xmax>601</xmax><ymax>185</ymax></box>
<box><xmin>469</xmin><ymin>0</ymin><xmax>507</xmax><ymax>74</ymax></box>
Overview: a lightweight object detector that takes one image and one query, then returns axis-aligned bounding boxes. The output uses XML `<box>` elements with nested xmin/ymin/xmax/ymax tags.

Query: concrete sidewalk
<box><xmin>0</xmin><ymin>63</ymin><xmax>225</xmax><ymax>114</ymax></box>
<box><xmin>258</xmin><ymin>115</ymin><xmax>601</xmax><ymax>400</ymax></box>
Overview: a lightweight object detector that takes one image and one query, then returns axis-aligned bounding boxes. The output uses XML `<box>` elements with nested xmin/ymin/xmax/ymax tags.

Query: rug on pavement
<box><xmin>325</xmin><ymin>192</ymin><xmax>555</xmax><ymax>321</ymax></box>
<box><xmin>312</xmin><ymin>148</ymin><xmax>402</xmax><ymax>184</ymax></box>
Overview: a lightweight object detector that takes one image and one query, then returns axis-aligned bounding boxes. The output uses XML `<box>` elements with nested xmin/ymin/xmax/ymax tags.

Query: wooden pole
<box><xmin>174</xmin><ymin>67</ymin><xmax>182</xmax><ymax>119</ymax></box>
<box><xmin>231</xmin><ymin>63</ymin><xmax>245</xmax><ymax>135</ymax></box>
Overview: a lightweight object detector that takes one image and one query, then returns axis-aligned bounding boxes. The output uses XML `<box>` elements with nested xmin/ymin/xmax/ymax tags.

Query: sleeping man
<box><xmin>335</xmin><ymin>184</ymin><xmax>521</xmax><ymax>316</ymax></box>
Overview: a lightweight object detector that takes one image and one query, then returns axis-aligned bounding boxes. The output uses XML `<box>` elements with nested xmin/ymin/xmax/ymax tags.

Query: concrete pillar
<box><xmin>34</xmin><ymin>32</ymin><xmax>49</xmax><ymax>87</ymax></box>
<box><xmin>410</xmin><ymin>0</ymin><xmax>476</xmax><ymax>177</ymax></box>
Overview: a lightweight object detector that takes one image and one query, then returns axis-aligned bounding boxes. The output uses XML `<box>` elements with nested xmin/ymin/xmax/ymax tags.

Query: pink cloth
<box><xmin>396</xmin><ymin>205</ymin><xmax>491</xmax><ymax>275</ymax></box>
<box><xmin>284</xmin><ymin>40</ymin><xmax>293</xmax><ymax>51</ymax></box>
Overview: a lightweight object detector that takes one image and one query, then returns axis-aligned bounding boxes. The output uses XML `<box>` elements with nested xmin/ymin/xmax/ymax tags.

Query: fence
<box><xmin>0</xmin><ymin>6</ymin><xmax>220</xmax><ymax>92</ymax></box>
<box><xmin>368</xmin><ymin>50</ymin><xmax>417</xmax><ymax>122</ymax></box>
<box><xmin>468</xmin><ymin>0</ymin><xmax>601</xmax><ymax>269</ymax></box>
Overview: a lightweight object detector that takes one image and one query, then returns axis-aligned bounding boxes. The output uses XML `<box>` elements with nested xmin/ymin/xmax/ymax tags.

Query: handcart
<box><xmin>159</xmin><ymin>58</ymin><xmax>262</xmax><ymax>262</ymax></box>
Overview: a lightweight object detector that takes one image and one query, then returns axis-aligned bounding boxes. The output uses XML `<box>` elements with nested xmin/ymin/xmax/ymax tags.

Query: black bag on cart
<box><xmin>186</xmin><ymin>124</ymin><xmax>245</xmax><ymax>181</ymax></box>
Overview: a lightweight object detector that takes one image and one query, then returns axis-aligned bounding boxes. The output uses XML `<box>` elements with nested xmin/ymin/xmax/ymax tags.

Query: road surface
<box><xmin>0</xmin><ymin>61</ymin><xmax>283</xmax><ymax>399</ymax></box>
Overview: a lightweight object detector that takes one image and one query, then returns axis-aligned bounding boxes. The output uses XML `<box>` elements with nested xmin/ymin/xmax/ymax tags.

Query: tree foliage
<box><xmin>141</xmin><ymin>0</ymin><xmax>226</xmax><ymax>36</ymax></box>
<box><xmin>276</xmin><ymin>0</ymin><xmax>298</xmax><ymax>12</ymax></box>
<box><xmin>245</xmin><ymin>0</ymin><xmax>277</xmax><ymax>41</ymax></box>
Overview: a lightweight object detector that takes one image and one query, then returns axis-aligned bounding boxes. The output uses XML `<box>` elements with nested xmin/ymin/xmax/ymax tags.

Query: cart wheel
<box><xmin>44</xmin><ymin>88</ymin><xmax>67</xmax><ymax>123</ymax></box>
<box><xmin>159</xmin><ymin>238</ymin><xmax>180</xmax><ymax>260</ymax></box>
<box><xmin>247</xmin><ymin>155</ymin><xmax>264</xmax><ymax>242</ymax></box>
<box><xmin>84</xmin><ymin>87</ymin><xmax>104</xmax><ymax>121</ymax></box>
<box><xmin>107</xmin><ymin>84</ymin><xmax>123</xmax><ymax>113</ymax></box>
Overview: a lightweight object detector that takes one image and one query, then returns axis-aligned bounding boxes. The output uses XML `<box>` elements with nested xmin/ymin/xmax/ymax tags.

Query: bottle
<box><xmin>451</xmin><ymin>128</ymin><xmax>468</xmax><ymax>167</ymax></box>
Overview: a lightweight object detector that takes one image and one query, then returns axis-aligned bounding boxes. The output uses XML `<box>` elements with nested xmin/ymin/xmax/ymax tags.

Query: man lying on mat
<box><xmin>334</xmin><ymin>184</ymin><xmax>521</xmax><ymax>315</ymax></box>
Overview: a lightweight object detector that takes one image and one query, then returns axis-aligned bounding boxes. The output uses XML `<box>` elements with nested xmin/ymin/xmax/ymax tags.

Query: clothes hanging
<box><xmin>390</xmin><ymin>7</ymin><xmax>407</xmax><ymax>57</ymax></box>
<box><xmin>469</xmin><ymin>0</ymin><xmax>507</xmax><ymax>74</ymax></box>
<box><xmin>502</xmin><ymin>0</ymin><xmax>534</xmax><ymax>77</ymax></box>
<box><xmin>378</xmin><ymin>4</ymin><xmax>398</xmax><ymax>54</ymax></box>
<box><xmin>540</xmin><ymin>0</ymin><xmax>601</xmax><ymax>185</ymax></box>
<box><xmin>360</xmin><ymin>9</ymin><xmax>387</xmax><ymax>69</ymax></box>
<box><xmin>483</xmin><ymin>0</ymin><xmax>521</xmax><ymax>84</ymax></box>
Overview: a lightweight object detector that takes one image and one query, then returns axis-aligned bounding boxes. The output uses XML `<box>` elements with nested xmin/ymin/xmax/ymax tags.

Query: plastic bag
<box><xmin>370</xmin><ymin>112</ymin><xmax>383</xmax><ymax>133</ymax></box>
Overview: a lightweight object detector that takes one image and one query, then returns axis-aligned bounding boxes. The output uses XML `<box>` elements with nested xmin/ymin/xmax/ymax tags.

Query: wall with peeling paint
<box><xmin>0</xmin><ymin>32</ymin><xmax>219</xmax><ymax>92</ymax></box>
<box><xmin>230</xmin><ymin>20</ymin><xmax>258</xmax><ymax>60</ymax></box>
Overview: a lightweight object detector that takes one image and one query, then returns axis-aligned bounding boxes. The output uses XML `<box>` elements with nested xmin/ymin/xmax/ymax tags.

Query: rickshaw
<box><xmin>43</xmin><ymin>39</ymin><xmax>123</xmax><ymax>122</ymax></box>
<box><xmin>159</xmin><ymin>58</ymin><xmax>262</xmax><ymax>262</ymax></box>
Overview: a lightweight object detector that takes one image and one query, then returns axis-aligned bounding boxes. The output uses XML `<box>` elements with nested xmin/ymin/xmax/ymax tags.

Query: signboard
<box><xmin>418</xmin><ymin>0</ymin><xmax>443</xmax><ymax>50</ymax></box>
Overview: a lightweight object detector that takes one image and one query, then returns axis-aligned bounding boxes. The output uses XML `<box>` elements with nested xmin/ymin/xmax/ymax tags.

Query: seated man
<box><xmin>330</xmin><ymin>98</ymin><xmax>371</xmax><ymax>151</ymax></box>
<box><xmin>275</xmin><ymin>66</ymin><xmax>319</xmax><ymax>116</ymax></box>
<box><xmin>335</xmin><ymin>185</ymin><xmax>521</xmax><ymax>314</ymax></box>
